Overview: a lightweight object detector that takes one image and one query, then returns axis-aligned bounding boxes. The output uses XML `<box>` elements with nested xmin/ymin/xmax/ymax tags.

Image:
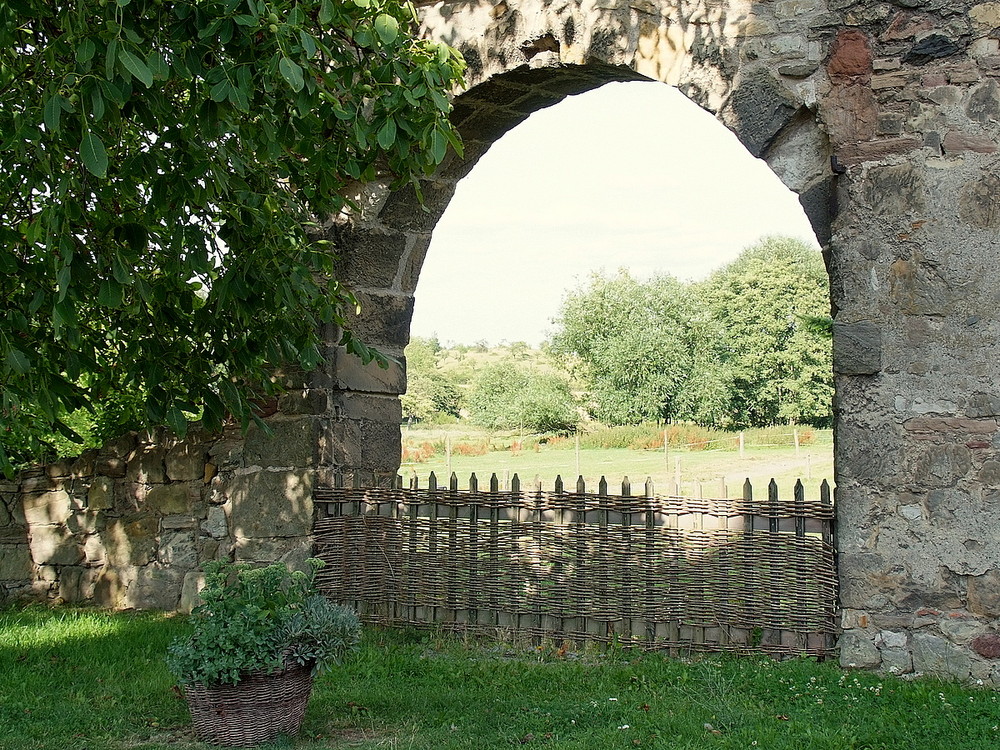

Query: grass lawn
<box><xmin>2</xmin><ymin>605</ymin><xmax>1000</xmax><ymax>749</ymax></box>
<box><xmin>401</xmin><ymin>432</ymin><xmax>834</xmax><ymax>499</ymax></box>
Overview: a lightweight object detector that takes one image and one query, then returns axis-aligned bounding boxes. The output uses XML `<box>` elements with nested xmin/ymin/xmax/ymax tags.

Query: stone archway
<box><xmin>319</xmin><ymin>0</ymin><xmax>1000</xmax><ymax>681</ymax></box>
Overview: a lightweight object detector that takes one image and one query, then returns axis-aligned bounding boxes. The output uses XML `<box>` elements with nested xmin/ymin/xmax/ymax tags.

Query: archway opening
<box><xmin>397</xmin><ymin>75</ymin><xmax>833</xmax><ymax>498</ymax></box>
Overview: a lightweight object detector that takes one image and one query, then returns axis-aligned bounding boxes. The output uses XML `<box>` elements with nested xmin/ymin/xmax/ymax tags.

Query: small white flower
<box><xmin>618</xmin><ymin>725</ymin><xmax>630</xmax><ymax>730</ymax></box>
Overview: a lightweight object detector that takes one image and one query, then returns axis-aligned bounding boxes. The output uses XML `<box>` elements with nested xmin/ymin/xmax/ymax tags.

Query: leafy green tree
<box><xmin>692</xmin><ymin>236</ymin><xmax>832</xmax><ymax>428</ymax></box>
<box><xmin>466</xmin><ymin>362</ymin><xmax>577</xmax><ymax>433</ymax></box>
<box><xmin>0</xmin><ymin>0</ymin><xmax>465</xmax><ymax>473</ymax></box>
<box><xmin>550</xmin><ymin>271</ymin><xmax>694</xmax><ymax>425</ymax></box>
<box><xmin>401</xmin><ymin>336</ymin><xmax>460</xmax><ymax>423</ymax></box>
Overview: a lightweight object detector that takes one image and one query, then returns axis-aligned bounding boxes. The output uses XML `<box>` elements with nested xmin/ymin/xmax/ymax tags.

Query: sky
<box><xmin>409</xmin><ymin>81</ymin><xmax>820</xmax><ymax>347</ymax></box>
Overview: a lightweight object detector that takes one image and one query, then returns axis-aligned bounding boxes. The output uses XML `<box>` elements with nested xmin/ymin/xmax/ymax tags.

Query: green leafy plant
<box><xmin>166</xmin><ymin>558</ymin><xmax>360</xmax><ymax>686</ymax></box>
<box><xmin>0</xmin><ymin>0</ymin><xmax>465</xmax><ymax>474</ymax></box>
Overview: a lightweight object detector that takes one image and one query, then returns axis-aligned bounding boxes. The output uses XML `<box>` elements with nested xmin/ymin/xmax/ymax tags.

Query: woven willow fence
<box><xmin>314</xmin><ymin>473</ymin><xmax>837</xmax><ymax>658</ymax></box>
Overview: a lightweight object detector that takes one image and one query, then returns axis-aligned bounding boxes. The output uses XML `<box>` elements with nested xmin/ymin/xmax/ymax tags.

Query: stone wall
<box><xmin>0</xmin><ymin>412</ymin><xmax>320</xmax><ymax>610</ymax></box>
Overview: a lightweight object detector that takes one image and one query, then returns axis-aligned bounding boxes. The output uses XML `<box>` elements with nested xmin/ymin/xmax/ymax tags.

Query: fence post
<box><xmin>794</xmin><ymin>428</ymin><xmax>800</xmax><ymax>457</ymax></box>
<box><xmin>739</xmin><ymin>431</ymin><xmax>745</xmax><ymax>458</ymax></box>
<box><xmin>743</xmin><ymin>478</ymin><xmax>753</xmax><ymax>535</ymax></box>
<box><xmin>768</xmin><ymin>478</ymin><xmax>779</xmax><ymax>533</ymax></box>
<box><xmin>674</xmin><ymin>457</ymin><xmax>681</xmax><ymax>496</ymax></box>
<box><xmin>794</xmin><ymin>479</ymin><xmax>806</xmax><ymax>537</ymax></box>
<box><xmin>575</xmin><ymin>431</ymin><xmax>581</xmax><ymax>478</ymax></box>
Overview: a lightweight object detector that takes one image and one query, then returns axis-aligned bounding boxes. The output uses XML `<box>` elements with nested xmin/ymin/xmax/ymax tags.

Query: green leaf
<box><xmin>119</xmin><ymin>49</ymin><xmax>154</xmax><ymax>87</ymax></box>
<box><xmin>56</xmin><ymin>265</ymin><xmax>72</xmax><ymax>302</ymax></box>
<box><xmin>44</xmin><ymin>95</ymin><xmax>63</xmax><ymax>133</ymax></box>
<box><xmin>76</xmin><ymin>38</ymin><xmax>96</xmax><ymax>64</ymax></box>
<box><xmin>278</xmin><ymin>57</ymin><xmax>304</xmax><ymax>92</ymax></box>
<box><xmin>90</xmin><ymin>86</ymin><xmax>105</xmax><ymax>122</ymax></box>
<box><xmin>377</xmin><ymin>118</ymin><xmax>396</xmax><ymax>149</ymax></box>
<box><xmin>299</xmin><ymin>30</ymin><xmax>316</xmax><ymax>57</ymax></box>
<box><xmin>374</xmin><ymin>14</ymin><xmax>399</xmax><ymax>44</ymax></box>
<box><xmin>5</xmin><ymin>348</ymin><xmax>30</xmax><ymax>375</ymax></box>
<box><xmin>80</xmin><ymin>131</ymin><xmax>108</xmax><ymax>177</ymax></box>
<box><xmin>98</xmin><ymin>279</ymin><xmax>124</xmax><ymax>309</ymax></box>
<box><xmin>165</xmin><ymin>404</ymin><xmax>188</xmax><ymax>437</ymax></box>
<box><xmin>210</xmin><ymin>79</ymin><xmax>231</xmax><ymax>102</ymax></box>
<box><xmin>319</xmin><ymin>0</ymin><xmax>334</xmax><ymax>23</ymax></box>
<box><xmin>430</xmin><ymin>128</ymin><xmax>447</xmax><ymax>163</ymax></box>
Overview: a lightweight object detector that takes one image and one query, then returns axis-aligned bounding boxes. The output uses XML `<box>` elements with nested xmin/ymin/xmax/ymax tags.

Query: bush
<box><xmin>166</xmin><ymin>559</ymin><xmax>360</xmax><ymax>686</ymax></box>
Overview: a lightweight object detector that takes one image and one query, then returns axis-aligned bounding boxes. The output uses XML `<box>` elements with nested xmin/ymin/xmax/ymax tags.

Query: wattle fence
<box><xmin>313</xmin><ymin>473</ymin><xmax>837</xmax><ymax>658</ymax></box>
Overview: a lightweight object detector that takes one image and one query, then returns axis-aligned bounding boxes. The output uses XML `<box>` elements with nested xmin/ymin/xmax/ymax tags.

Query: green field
<box><xmin>401</xmin><ymin>427</ymin><xmax>834</xmax><ymax>500</ymax></box>
<box><xmin>3</xmin><ymin>606</ymin><xmax>999</xmax><ymax>750</ymax></box>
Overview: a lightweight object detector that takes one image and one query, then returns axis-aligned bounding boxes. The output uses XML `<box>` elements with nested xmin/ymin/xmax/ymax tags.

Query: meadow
<box><xmin>400</xmin><ymin>425</ymin><xmax>834</xmax><ymax>499</ymax></box>
<box><xmin>2</xmin><ymin>606</ymin><xmax>999</xmax><ymax>750</ymax></box>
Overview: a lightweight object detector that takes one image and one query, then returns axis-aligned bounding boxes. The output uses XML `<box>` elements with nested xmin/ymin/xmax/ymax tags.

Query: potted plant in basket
<box><xmin>166</xmin><ymin>558</ymin><xmax>360</xmax><ymax>747</ymax></box>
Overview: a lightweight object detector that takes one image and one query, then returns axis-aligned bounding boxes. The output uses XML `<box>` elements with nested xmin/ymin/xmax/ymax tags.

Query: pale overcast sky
<box><xmin>410</xmin><ymin>81</ymin><xmax>820</xmax><ymax>347</ymax></box>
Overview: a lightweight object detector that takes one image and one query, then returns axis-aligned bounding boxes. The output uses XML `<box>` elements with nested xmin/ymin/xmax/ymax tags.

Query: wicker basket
<box><xmin>184</xmin><ymin>662</ymin><xmax>314</xmax><ymax>747</ymax></box>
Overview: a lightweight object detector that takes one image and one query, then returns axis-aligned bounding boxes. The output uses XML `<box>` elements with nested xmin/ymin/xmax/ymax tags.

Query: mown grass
<box><xmin>401</xmin><ymin>427</ymin><xmax>834</xmax><ymax>498</ymax></box>
<box><xmin>3</xmin><ymin>606</ymin><xmax>1000</xmax><ymax>750</ymax></box>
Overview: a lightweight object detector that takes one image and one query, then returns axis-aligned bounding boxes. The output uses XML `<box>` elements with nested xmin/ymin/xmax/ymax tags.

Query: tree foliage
<box><xmin>400</xmin><ymin>336</ymin><xmax>460</xmax><ymax>422</ymax></box>
<box><xmin>692</xmin><ymin>236</ymin><xmax>832</xmax><ymax>428</ymax></box>
<box><xmin>550</xmin><ymin>271</ymin><xmax>694</xmax><ymax>425</ymax></box>
<box><xmin>0</xmin><ymin>0</ymin><xmax>465</xmax><ymax>473</ymax></box>
<box><xmin>466</xmin><ymin>362</ymin><xmax>578</xmax><ymax>434</ymax></box>
<box><xmin>549</xmin><ymin>238</ymin><xmax>833</xmax><ymax>429</ymax></box>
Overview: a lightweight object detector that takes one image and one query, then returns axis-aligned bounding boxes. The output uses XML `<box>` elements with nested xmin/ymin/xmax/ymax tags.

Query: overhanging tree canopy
<box><xmin>0</xmin><ymin>0</ymin><xmax>465</xmax><ymax>473</ymax></box>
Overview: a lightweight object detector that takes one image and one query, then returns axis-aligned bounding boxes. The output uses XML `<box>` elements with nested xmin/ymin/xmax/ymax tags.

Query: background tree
<box><xmin>691</xmin><ymin>236</ymin><xmax>832</xmax><ymax>427</ymax></box>
<box><xmin>400</xmin><ymin>336</ymin><xmax>461</xmax><ymax>423</ymax></box>
<box><xmin>466</xmin><ymin>362</ymin><xmax>577</xmax><ymax>433</ymax></box>
<box><xmin>550</xmin><ymin>271</ymin><xmax>694</xmax><ymax>425</ymax></box>
<box><xmin>0</xmin><ymin>0</ymin><xmax>464</xmax><ymax>473</ymax></box>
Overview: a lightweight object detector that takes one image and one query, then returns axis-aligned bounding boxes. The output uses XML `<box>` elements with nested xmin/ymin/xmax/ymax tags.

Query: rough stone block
<box><xmin>22</xmin><ymin>489</ymin><xmax>72</xmax><ymax>526</ymax></box>
<box><xmin>278</xmin><ymin>389</ymin><xmax>330</xmax><ymax>416</ymax></box>
<box><xmin>244</xmin><ymin>418</ymin><xmax>318</xmax><ymax>469</ymax></box>
<box><xmin>942</xmin><ymin>131</ymin><xmax>997</xmax><ymax>154</ymax></box>
<box><xmin>126</xmin><ymin>447</ymin><xmax>166</xmax><ymax>484</ymax></box>
<box><xmin>179</xmin><ymin>572</ymin><xmax>206</xmax><ymax>614</ymax></box>
<box><xmin>332</xmin><ymin>348</ymin><xmax>406</xmax><ymax>395</ymax></box>
<box><xmin>59</xmin><ymin>566</ymin><xmax>99</xmax><ymax>603</ymax></box>
<box><xmin>331</xmin><ymin>226</ymin><xmax>408</xmax><ymax>289</ymax></box>
<box><xmin>839</xmin><ymin>631</ymin><xmax>881</xmax><ymax>668</ymax></box>
<box><xmin>66</xmin><ymin>510</ymin><xmax>100</xmax><ymax>536</ymax></box>
<box><xmin>145</xmin><ymin>484</ymin><xmax>193</xmax><ymax>515</ymax></box>
<box><xmin>128</xmin><ymin>565</ymin><xmax>183</xmax><ymax>610</ymax></box>
<box><xmin>0</xmin><ymin>544</ymin><xmax>32</xmax><ymax>580</ymax></box>
<box><xmin>880</xmin><ymin>647</ymin><xmax>914</xmax><ymax>674</ymax></box>
<box><xmin>202</xmin><ymin>506</ymin><xmax>229</xmax><ymax>539</ymax></box>
<box><xmin>377</xmin><ymin>180</ymin><xmax>457</xmax><ymax>234</ymax></box>
<box><xmin>911</xmin><ymin>632</ymin><xmax>972</xmax><ymax>679</ymax></box>
<box><xmin>165</xmin><ymin>444</ymin><xmax>208</xmax><ymax>482</ymax></box>
<box><xmin>233</xmin><ymin>535</ymin><xmax>313</xmax><ymax>570</ymax></box>
<box><xmin>727</xmin><ymin>68</ymin><xmax>799</xmax><ymax>158</ymax></box>
<box><xmin>912</xmin><ymin>444</ymin><xmax>972</xmax><ymax>487</ymax></box>
<box><xmin>227</xmin><ymin>470</ymin><xmax>314</xmax><ymax>539</ymax></box>
<box><xmin>92</xmin><ymin>566</ymin><xmax>138</xmax><ymax>608</ymax></box>
<box><xmin>971</xmin><ymin>634</ymin><xmax>1000</xmax><ymax>658</ymax></box>
<box><xmin>342</xmin><ymin>292</ymin><xmax>414</xmax><ymax>349</ymax></box>
<box><xmin>158</xmin><ymin>531</ymin><xmax>198</xmax><ymax>569</ymax></box>
<box><xmin>833</xmin><ymin>321</ymin><xmax>882</xmax><ymax>375</ymax></box>
<box><xmin>83</xmin><ymin>535</ymin><xmax>106</xmax><ymax>566</ymax></box>
<box><xmin>102</xmin><ymin>517</ymin><xmax>159</xmax><ymax>567</ymax></box>
<box><xmin>88</xmin><ymin>477</ymin><xmax>115</xmax><ymax>510</ymax></box>
<box><xmin>29</xmin><ymin>525</ymin><xmax>83</xmax><ymax>566</ymax></box>
<box><xmin>0</xmin><ymin>500</ymin><xmax>10</xmax><ymax>527</ymax></box>
<box><xmin>968</xmin><ymin>569</ymin><xmax>1000</xmax><ymax>617</ymax></box>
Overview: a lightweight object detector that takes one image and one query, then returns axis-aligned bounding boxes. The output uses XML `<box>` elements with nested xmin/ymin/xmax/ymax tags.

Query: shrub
<box><xmin>166</xmin><ymin>559</ymin><xmax>359</xmax><ymax>686</ymax></box>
